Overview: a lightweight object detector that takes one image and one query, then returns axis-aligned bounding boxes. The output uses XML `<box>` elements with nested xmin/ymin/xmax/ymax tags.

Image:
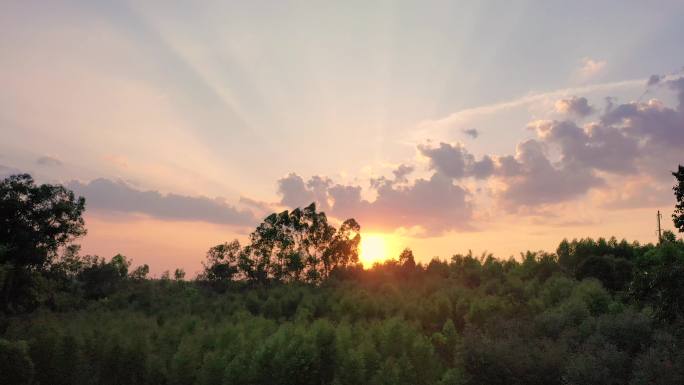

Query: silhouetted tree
<box><xmin>200</xmin><ymin>241</ymin><xmax>240</xmax><ymax>283</ymax></box>
<box><xmin>204</xmin><ymin>203</ymin><xmax>360</xmax><ymax>284</ymax></box>
<box><xmin>174</xmin><ymin>268</ymin><xmax>185</xmax><ymax>281</ymax></box>
<box><xmin>1</xmin><ymin>174</ymin><xmax>85</xmax><ymax>312</ymax></box>
<box><xmin>674</xmin><ymin>165</ymin><xmax>684</xmax><ymax>232</ymax></box>
<box><xmin>398</xmin><ymin>248</ymin><xmax>417</xmax><ymax>278</ymax></box>
<box><xmin>399</xmin><ymin>248</ymin><xmax>416</xmax><ymax>269</ymax></box>
<box><xmin>129</xmin><ymin>264</ymin><xmax>150</xmax><ymax>280</ymax></box>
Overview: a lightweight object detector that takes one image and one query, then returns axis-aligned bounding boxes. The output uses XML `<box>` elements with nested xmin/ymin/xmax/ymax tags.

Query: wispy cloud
<box><xmin>411</xmin><ymin>78</ymin><xmax>645</xmax><ymax>141</ymax></box>
<box><xmin>36</xmin><ymin>155</ymin><xmax>63</xmax><ymax>167</ymax></box>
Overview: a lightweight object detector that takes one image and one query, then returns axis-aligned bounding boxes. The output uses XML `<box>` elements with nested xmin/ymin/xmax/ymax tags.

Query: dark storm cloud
<box><xmin>67</xmin><ymin>178</ymin><xmax>256</xmax><ymax>226</ymax></box>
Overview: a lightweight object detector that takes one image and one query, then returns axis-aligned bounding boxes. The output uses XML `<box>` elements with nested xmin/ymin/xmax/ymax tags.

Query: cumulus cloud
<box><xmin>277</xmin><ymin>173</ymin><xmax>331</xmax><ymax>211</ymax></box>
<box><xmin>461</xmin><ymin>128</ymin><xmax>479</xmax><ymax>138</ymax></box>
<box><xmin>392</xmin><ymin>164</ymin><xmax>414</xmax><ymax>183</ymax></box>
<box><xmin>273</xmin><ymin>73</ymin><xmax>684</xmax><ymax>230</ymax></box>
<box><xmin>36</xmin><ymin>155</ymin><xmax>63</xmax><ymax>166</ymax></box>
<box><xmin>530</xmin><ymin>119</ymin><xmax>639</xmax><ymax>174</ymax></box>
<box><xmin>67</xmin><ymin>178</ymin><xmax>256</xmax><ymax>226</ymax></box>
<box><xmin>597</xmin><ymin>78</ymin><xmax>684</xmax><ymax>179</ymax></box>
<box><xmin>333</xmin><ymin>173</ymin><xmax>473</xmax><ymax>235</ymax></box>
<box><xmin>418</xmin><ymin>142</ymin><xmax>494</xmax><ymax>180</ymax></box>
<box><xmin>554</xmin><ymin>96</ymin><xmax>595</xmax><ymax>117</ymax></box>
<box><xmin>276</xmin><ymin>172</ymin><xmax>473</xmax><ymax>235</ymax></box>
<box><xmin>577</xmin><ymin>57</ymin><xmax>607</xmax><ymax>79</ymax></box>
<box><xmin>495</xmin><ymin>140</ymin><xmax>604</xmax><ymax>208</ymax></box>
<box><xmin>512</xmin><ymin>77</ymin><xmax>684</xmax><ymax>208</ymax></box>
<box><xmin>418</xmin><ymin>74</ymin><xmax>683</xmax><ymax>212</ymax></box>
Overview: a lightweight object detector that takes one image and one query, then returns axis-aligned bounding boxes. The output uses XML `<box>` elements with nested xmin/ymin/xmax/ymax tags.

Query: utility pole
<box><xmin>657</xmin><ymin>210</ymin><xmax>662</xmax><ymax>244</ymax></box>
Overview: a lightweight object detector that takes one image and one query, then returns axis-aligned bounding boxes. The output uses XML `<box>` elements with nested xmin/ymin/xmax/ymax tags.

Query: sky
<box><xmin>2</xmin><ymin>0</ymin><xmax>684</xmax><ymax>275</ymax></box>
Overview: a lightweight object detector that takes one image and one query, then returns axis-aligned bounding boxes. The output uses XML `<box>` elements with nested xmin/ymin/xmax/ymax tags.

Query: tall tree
<box><xmin>0</xmin><ymin>174</ymin><xmax>86</xmax><ymax>311</ymax></box>
<box><xmin>674</xmin><ymin>165</ymin><xmax>684</xmax><ymax>232</ymax></box>
<box><xmin>204</xmin><ymin>203</ymin><xmax>360</xmax><ymax>284</ymax></box>
<box><xmin>247</xmin><ymin>203</ymin><xmax>360</xmax><ymax>283</ymax></box>
<box><xmin>0</xmin><ymin>174</ymin><xmax>86</xmax><ymax>268</ymax></box>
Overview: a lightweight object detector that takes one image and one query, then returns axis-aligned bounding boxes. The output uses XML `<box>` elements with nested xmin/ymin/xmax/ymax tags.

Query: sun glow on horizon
<box><xmin>359</xmin><ymin>233</ymin><xmax>401</xmax><ymax>268</ymax></box>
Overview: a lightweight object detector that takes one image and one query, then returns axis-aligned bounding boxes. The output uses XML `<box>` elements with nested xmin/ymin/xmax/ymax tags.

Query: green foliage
<box><xmin>2</xmin><ymin>257</ymin><xmax>684</xmax><ymax>385</ymax></box>
<box><xmin>0</xmin><ymin>338</ymin><xmax>34</xmax><ymax>385</ymax></box>
<box><xmin>2</xmin><ymin>173</ymin><xmax>684</xmax><ymax>384</ymax></box>
<box><xmin>631</xmin><ymin>239</ymin><xmax>684</xmax><ymax>320</ymax></box>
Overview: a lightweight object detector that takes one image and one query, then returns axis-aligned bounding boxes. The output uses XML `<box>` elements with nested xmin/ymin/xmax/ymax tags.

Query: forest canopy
<box><xmin>1</xmin><ymin>169</ymin><xmax>684</xmax><ymax>385</ymax></box>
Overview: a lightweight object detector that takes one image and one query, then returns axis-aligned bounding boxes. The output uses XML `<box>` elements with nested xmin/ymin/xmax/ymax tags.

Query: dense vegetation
<box><xmin>2</xmin><ymin>170</ymin><xmax>684</xmax><ymax>385</ymax></box>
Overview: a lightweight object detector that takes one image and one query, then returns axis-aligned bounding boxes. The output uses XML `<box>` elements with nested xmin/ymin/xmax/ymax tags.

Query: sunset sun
<box><xmin>359</xmin><ymin>233</ymin><xmax>400</xmax><ymax>267</ymax></box>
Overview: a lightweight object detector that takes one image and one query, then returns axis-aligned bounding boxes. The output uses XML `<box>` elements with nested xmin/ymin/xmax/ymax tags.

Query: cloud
<box><xmin>103</xmin><ymin>154</ymin><xmax>129</xmax><ymax>169</ymax></box>
<box><xmin>495</xmin><ymin>140</ymin><xmax>604</xmax><ymax>208</ymax></box>
<box><xmin>238</xmin><ymin>196</ymin><xmax>275</xmax><ymax>215</ymax></box>
<box><xmin>597</xmin><ymin>77</ymin><xmax>684</xmax><ymax>180</ymax></box>
<box><xmin>274</xmin><ymin>73</ymin><xmax>684</xmax><ymax>230</ymax></box>
<box><xmin>554</xmin><ymin>96</ymin><xmax>595</xmax><ymax>117</ymax></box>
<box><xmin>415</xmin><ymin>78</ymin><xmax>643</xmax><ymax>137</ymax></box>
<box><xmin>669</xmin><ymin>76</ymin><xmax>684</xmax><ymax>109</ymax></box>
<box><xmin>505</xmin><ymin>74</ymin><xmax>684</xmax><ymax>208</ymax></box>
<box><xmin>36</xmin><ymin>155</ymin><xmax>62</xmax><ymax>166</ymax></box>
<box><xmin>461</xmin><ymin>128</ymin><xmax>479</xmax><ymax>138</ymax></box>
<box><xmin>67</xmin><ymin>178</ymin><xmax>256</xmax><ymax>226</ymax></box>
<box><xmin>418</xmin><ymin>142</ymin><xmax>494</xmax><ymax>179</ymax></box>
<box><xmin>530</xmin><ymin>119</ymin><xmax>639</xmax><ymax>174</ymax></box>
<box><xmin>577</xmin><ymin>57</ymin><xmax>607</xmax><ymax>79</ymax></box>
<box><xmin>276</xmin><ymin>172</ymin><xmax>473</xmax><ymax>235</ymax></box>
<box><xmin>595</xmin><ymin>177</ymin><xmax>673</xmax><ymax>210</ymax></box>
<box><xmin>0</xmin><ymin>164</ymin><xmax>23</xmax><ymax>178</ymax></box>
<box><xmin>647</xmin><ymin>74</ymin><xmax>662</xmax><ymax>87</ymax></box>
<box><xmin>330</xmin><ymin>173</ymin><xmax>473</xmax><ymax>235</ymax></box>
<box><xmin>277</xmin><ymin>173</ymin><xmax>331</xmax><ymax>211</ymax></box>
<box><xmin>392</xmin><ymin>164</ymin><xmax>414</xmax><ymax>183</ymax></box>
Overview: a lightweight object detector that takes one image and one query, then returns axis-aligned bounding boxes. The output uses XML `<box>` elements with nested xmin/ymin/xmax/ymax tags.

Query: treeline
<box><xmin>0</xmin><ymin>170</ymin><xmax>684</xmax><ymax>385</ymax></box>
